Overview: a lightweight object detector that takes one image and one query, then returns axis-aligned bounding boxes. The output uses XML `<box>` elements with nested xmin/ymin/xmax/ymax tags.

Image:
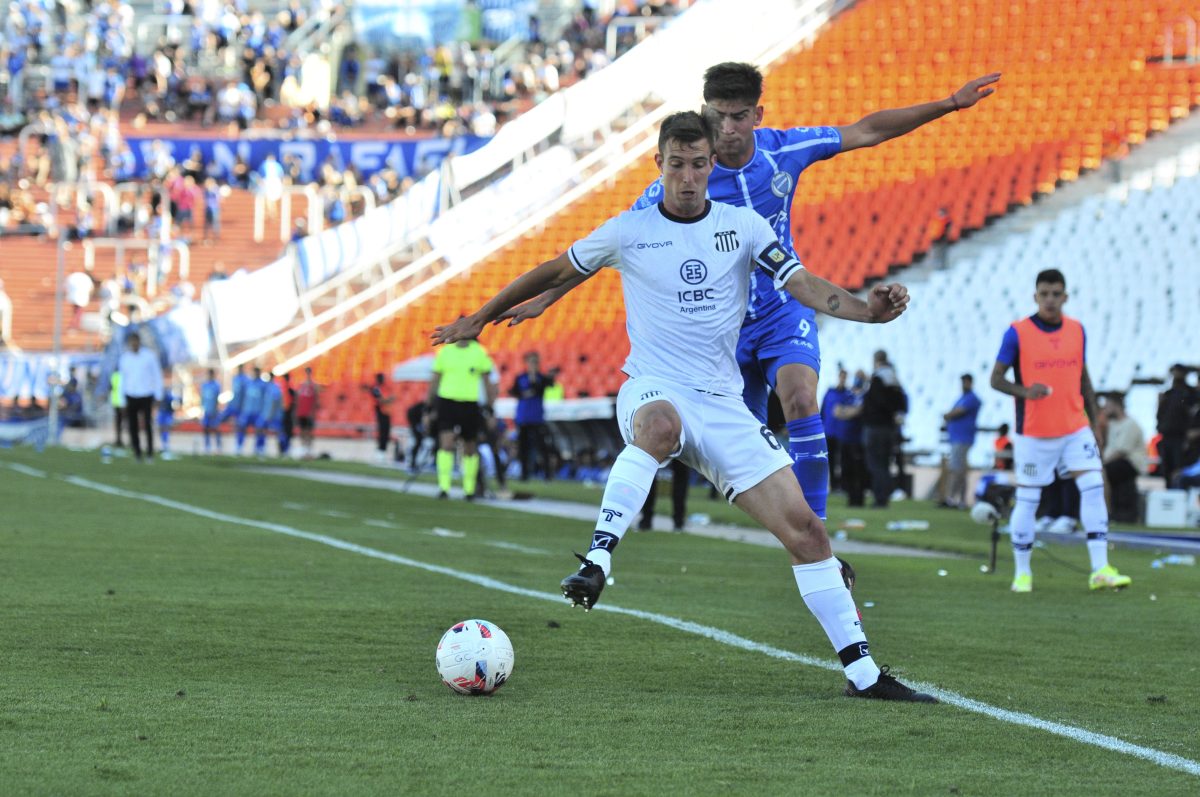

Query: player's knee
<box><xmin>777</xmin><ymin>383</ymin><xmax>819</xmax><ymax>419</ymax></box>
<box><xmin>633</xmin><ymin>409</ymin><xmax>682</xmax><ymax>460</ymax></box>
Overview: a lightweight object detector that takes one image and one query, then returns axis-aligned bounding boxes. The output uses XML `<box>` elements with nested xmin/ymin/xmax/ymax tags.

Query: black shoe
<box><xmin>560</xmin><ymin>552</ymin><xmax>605</xmax><ymax>611</ymax></box>
<box><xmin>437</xmin><ymin>490</ymin><xmax>449</xmax><ymax>500</ymax></box>
<box><xmin>845</xmin><ymin>665</ymin><xmax>938</xmax><ymax>703</ymax></box>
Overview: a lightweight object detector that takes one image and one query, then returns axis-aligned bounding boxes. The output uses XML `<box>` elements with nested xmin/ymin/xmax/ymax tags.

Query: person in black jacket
<box><xmin>1157</xmin><ymin>364</ymin><xmax>1198</xmax><ymax>486</ymax></box>
<box><xmin>860</xmin><ymin>350</ymin><xmax>906</xmax><ymax>508</ymax></box>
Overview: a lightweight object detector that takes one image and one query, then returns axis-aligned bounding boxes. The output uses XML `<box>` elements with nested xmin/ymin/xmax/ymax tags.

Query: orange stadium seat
<box><xmin>311</xmin><ymin>0</ymin><xmax>1200</xmax><ymax>428</ymax></box>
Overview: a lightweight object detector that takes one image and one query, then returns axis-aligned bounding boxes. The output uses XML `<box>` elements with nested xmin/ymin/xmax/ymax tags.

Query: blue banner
<box><xmin>0</xmin><ymin>353</ymin><xmax>103</xmax><ymax>401</ymax></box>
<box><xmin>125</xmin><ymin>134</ymin><xmax>490</xmax><ymax>183</ymax></box>
<box><xmin>352</xmin><ymin>0</ymin><xmax>466</xmax><ymax>50</ymax></box>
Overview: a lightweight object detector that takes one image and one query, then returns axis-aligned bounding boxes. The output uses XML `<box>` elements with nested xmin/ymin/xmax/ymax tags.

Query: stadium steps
<box><xmin>0</xmin><ymin>188</ymin><xmax>283</xmax><ymax>352</ymax></box>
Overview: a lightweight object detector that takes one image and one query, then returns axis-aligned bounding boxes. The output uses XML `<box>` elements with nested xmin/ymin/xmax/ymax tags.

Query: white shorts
<box><xmin>615</xmin><ymin>375</ymin><xmax>793</xmax><ymax>502</ymax></box>
<box><xmin>1012</xmin><ymin>427</ymin><xmax>1101</xmax><ymax>487</ymax></box>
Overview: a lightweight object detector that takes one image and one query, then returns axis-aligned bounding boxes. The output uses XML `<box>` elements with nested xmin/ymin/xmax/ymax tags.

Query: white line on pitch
<box><xmin>3</xmin><ymin>462</ymin><xmax>47</xmax><ymax>478</ymax></box>
<box><xmin>44</xmin><ymin>472</ymin><xmax>1200</xmax><ymax>779</ymax></box>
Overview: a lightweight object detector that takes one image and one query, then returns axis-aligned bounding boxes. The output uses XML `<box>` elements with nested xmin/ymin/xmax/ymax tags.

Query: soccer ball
<box><xmin>435</xmin><ymin>619</ymin><xmax>515</xmax><ymax>695</ymax></box>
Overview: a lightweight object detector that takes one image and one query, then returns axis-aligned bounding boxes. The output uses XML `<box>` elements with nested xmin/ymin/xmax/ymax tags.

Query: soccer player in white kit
<box><xmin>433</xmin><ymin>112</ymin><xmax>933</xmax><ymax>702</ymax></box>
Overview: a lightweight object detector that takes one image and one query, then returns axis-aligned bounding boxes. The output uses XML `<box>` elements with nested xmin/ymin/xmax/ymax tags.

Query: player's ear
<box><xmin>654</xmin><ymin>151</ymin><xmax>664</xmax><ymax>172</ymax></box>
<box><xmin>755</xmin><ymin>105</ymin><xmax>764</xmax><ymax>126</ymax></box>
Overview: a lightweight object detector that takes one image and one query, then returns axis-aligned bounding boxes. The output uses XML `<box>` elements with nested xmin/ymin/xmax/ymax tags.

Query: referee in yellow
<box><xmin>427</xmin><ymin>336</ymin><xmax>496</xmax><ymax>499</ymax></box>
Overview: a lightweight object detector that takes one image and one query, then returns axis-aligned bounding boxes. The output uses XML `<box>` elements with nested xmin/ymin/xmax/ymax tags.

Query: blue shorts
<box><xmin>736</xmin><ymin>302</ymin><xmax>821</xmax><ymax>424</ymax></box>
<box><xmin>202</xmin><ymin>410</ymin><xmax>220</xmax><ymax>429</ymax></box>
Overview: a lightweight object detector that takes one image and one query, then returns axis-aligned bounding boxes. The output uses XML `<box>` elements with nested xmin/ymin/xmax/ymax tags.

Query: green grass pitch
<box><xmin>1</xmin><ymin>447</ymin><xmax>1197</xmax><ymax>795</ymax></box>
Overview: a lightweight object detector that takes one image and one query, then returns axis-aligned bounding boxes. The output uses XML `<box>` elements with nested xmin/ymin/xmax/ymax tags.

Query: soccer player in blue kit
<box><xmin>504</xmin><ymin>63</ymin><xmax>999</xmax><ymax>520</ymax></box>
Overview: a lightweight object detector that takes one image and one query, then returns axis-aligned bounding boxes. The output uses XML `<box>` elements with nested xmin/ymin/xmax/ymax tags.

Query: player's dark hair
<box><xmin>657</xmin><ymin>111</ymin><xmax>714</xmax><ymax>155</ymax></box>
<box><xmin>702</xmin><ymin>62</ymin><xmax>764</xmax><ymax>104</ymax></box>
<box><xmin>1036</xmin><ymin>268</ymin><xmax>1066</xmax><ymax>288</ymax></box>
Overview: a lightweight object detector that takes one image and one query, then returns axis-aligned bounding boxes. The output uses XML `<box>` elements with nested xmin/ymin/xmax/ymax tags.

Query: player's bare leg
<box><xmin>736</xmin><ymin>469</ymin><xmax>935</xmax><ymax>702</ymax></box>
<box><xmin>561</xmin><ymin>401</ymin><xmax>678</xmax><ymax>610</ymax></box>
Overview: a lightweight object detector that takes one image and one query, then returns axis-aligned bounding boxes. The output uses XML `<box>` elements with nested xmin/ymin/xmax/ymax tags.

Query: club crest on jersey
<box><xmin>770</xmin><ymin>171</ymin><xmax>794</xmax><ymax>198</ymax></box>
<box><xmin>714</xmin><ymin>230</ymin><xmax>739</xmax><ymax>252</ymax></box>
<box><xmin>679</xmin><ymin>259</ymin><xmax>708</xmax><ymax>285</ymax></box>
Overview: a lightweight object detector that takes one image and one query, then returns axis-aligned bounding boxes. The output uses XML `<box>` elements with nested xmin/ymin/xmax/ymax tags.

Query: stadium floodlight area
<box><xmin>818</xmin><ymin>145</ymin><xmax>1200</xmax><ymax>464</ymax></box>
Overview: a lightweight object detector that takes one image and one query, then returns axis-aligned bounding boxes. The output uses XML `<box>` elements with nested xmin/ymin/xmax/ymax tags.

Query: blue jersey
<box><xmin>200</xmin><ymin>379</ymin><xmax>221</xmax><ymax>416</ymax></box>
<box><xmin>241</xmin><ymin>378</ymin><xmax>266</xmax><ymax>419</ymax></box>
<box><xmin>260</xmin><ymin>381</ymin><xmax>284</xmax><ymax>422</ymax></box>
<box><xmin>633</xmin><ymin>126</ymin><xmax>841</xmax><ymax>322</ymax></box>
<box><xmin>229</xmin><ymin>372</ymin><xmax>249</xmax><ymax>412</ymax></box>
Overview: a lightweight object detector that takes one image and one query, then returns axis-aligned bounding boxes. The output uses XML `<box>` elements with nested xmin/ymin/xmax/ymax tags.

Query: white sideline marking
<box><xmin>4</xmin><ymin>462</ymin><xmax>46</xmax><ymax>478</ymax></box>
<box><xmin>483</xmin><ymin>541</ymin><xmax>550</xmax><ymax>556</ymax></box>
<box><xmin>44</xmin><ymin>473</ymin><xmax>1200</xmax><ymax>778</ymax></box>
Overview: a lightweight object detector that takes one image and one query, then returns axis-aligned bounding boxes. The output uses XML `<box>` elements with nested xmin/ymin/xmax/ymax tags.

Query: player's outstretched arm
<box><xmin>431</xmin><ymin>253</ymin><xmax>582</xmax><ymax>344</ymax></box>
<box><xmin>493</xmin><ymin>270</ymin><xmax>597</xmax><ymax>327</ymax></box>
<box><xmin>784</xmin><ymin>271</ymin><xmax>909</xmax><ymax>323</ymax></box>
<box><xmin>836</xmin><ymin>73</ymin><xmax>1001</xmax><ymax>152</ymax></box>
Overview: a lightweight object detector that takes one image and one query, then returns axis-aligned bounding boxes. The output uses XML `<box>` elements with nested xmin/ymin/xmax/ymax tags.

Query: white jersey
<box><xmin>568</xmin><ymin>201</ymin><xmax>804</xmax><ymax>396</ymax></box>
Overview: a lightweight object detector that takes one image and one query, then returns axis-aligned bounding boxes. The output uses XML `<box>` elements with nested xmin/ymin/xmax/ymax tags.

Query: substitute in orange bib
<box><xmin>990</xmin><ymin>269</ymin><xmax>1131</xmax><ymax>593</ymax></box>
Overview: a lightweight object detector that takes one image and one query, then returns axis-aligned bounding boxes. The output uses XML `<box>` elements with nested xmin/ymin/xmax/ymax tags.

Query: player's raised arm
<box><xmin>836</xmin><ymin>73</ymin><xmax>1001</xmax><ymax>152</ymax></box>
<box><xmin>432</xmin><ymin>253</ymin><xmax>584</xmax><ymax>344</ymax></box>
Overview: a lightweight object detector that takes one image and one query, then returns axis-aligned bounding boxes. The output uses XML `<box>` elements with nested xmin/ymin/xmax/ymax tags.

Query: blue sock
<box><xmin>786</xmin><ymin>414</ymin><xmax>829</xmax><ymax>520</ymax></box>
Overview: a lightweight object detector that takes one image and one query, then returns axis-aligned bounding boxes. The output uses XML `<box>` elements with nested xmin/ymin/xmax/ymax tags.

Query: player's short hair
<box><xmin>702</xmin><ymin>62</ymin><xmax>764</xmax><ymax>104</ymax></box>
<box><xmin>1035</xmin><ymin>268</ymin><xmax>1066</xmax><ymax>288</ymax></box>
<box><xmin>657</xmin><ymin>111</ymin><xmax>714</xmax><ymax>155</ymax></box>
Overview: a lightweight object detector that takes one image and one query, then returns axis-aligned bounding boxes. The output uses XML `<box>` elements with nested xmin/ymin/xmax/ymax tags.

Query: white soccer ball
<box><xmin>435</xmin><ymin>619</ymin><xmax>515</xmax><ymax>695</ymax></box>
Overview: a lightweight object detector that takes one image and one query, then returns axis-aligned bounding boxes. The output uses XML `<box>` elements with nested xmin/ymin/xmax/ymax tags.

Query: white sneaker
<box><xmin>1049</xmin><ymin>516</ymin><xmax>1076</xmax><ymax>534</ymax></box>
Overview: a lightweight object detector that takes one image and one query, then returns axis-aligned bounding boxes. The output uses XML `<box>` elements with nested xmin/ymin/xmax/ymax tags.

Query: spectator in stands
<box><xmin>993</xmin><ymin>422</ymin><xmax>1013</xmax><ymax>471</ymax></box>
<box><xmin>510</xmin><ymin>351</ymin><xmax>556</xmax><ymax>481</ymax></box>
<box><xmin>65</xmin><ymin>268</ymin><xmax>95</xmax><ymax>330</ymax></box>
<box><xmin>366</xmin><ymin>372</ymin><xmax>395</xmax><ymax>464</ymax></box>
<box><xmin>118</xmin><ymin>331</ymin><xmax>163</xmax><ymax>462</ymax></box>
<box><xmin>294</xmin><ymin>367</ymin><xmax>320</xmax><ymax>459</ymax></box>
<box><xmin>428</xmin><ymin>337</ymin><xmax>494</xmax><ymax>499</ymax></box>
<box><xmin>941</xmin><ymin>373</ymin><xmax>982</xmax><ymax>509</ymax></box>
<box><xmin>259</xmin><ymin>152</ymin><xmax>285</xmax><ymax>219</ymax></box>
<box><xmin>202</xmin><ymin>177</ymin><xmax>223</xmax><ymax>243</ymax></box>
<box><xmin>861</xmin><ymin>350</ymin><xmax>905</xmax><ymax>508</ymax></box>
<box><xmin>638</xmin><ymin>460</ymin><xmax>689</xmax><ymax>532</ymax></box>
<box><xmin>1156</xmin><ymin>364</ymin><xmax>1197</xmax><ymax>487</ymax></box>
<box><xmin>1102</xmin><ymin>394</ymin><xmax>1146</xmax><ymax>524</ymax></box>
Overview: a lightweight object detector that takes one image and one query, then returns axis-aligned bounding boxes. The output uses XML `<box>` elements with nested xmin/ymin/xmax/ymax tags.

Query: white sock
<box><xmin>1011</xmin><ymin>487</ymin><xmax>1040</xmax><ymax>579</ymax></box>
<box><xmin>585</xmin><ymin>445</ymin><xmax>661</xmax><ymax>576</ymax></box>
<box><xmin>1086</xmin><ymin>535</ymin><xmax>1109</xmax><ymax>571</ymax></box>
<box><xmin>794</xmin><ymin>558</ymin><xmax>880</xmax><ymax>689</ymax></box>
<box><xmin>1077</xmin><ymin>471</ymin><xmax>1109</xmax><ymax>571</ymax></box>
